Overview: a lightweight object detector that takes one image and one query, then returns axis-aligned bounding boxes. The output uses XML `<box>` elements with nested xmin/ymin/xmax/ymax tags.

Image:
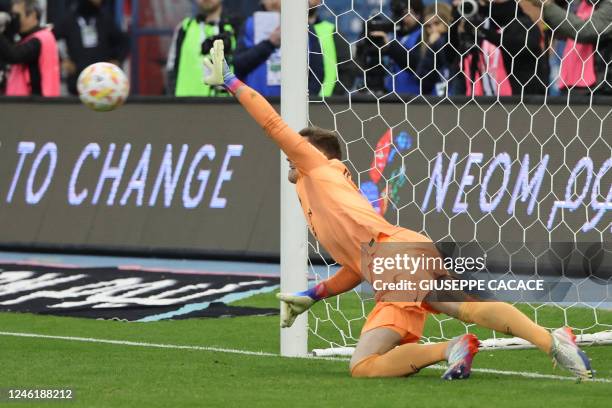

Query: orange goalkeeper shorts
<box><xmin>361</xmin><ymin>302</ymin><xmax>431</xmax><ymax>344</ymax></box>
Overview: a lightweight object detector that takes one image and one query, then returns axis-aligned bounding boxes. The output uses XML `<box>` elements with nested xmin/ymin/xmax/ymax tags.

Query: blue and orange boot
<box><xmin>442</xmin><ymin>334</ymin><xmax>480</xmax><ymax>380</ymax></box>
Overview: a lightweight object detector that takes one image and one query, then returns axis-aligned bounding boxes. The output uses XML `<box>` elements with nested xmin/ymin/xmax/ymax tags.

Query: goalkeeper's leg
<box><xmin>350</xmin><ymin>304</ymin><xmax>479</xmax><ymax>379</ymax></box>
<box><xmin>425</xmin><ymin>291</ymin><xmax>594</xmax><ymax>379</ymax></box>
<box><xmin>349</xmin><ymin>327</ymin><xmax>448</xmax><ymax>378</ymax></box>
<box><xmin>425</xmin><ymin>299</ymin><xmax>553</xmax><ymax>353</ymax></box>
<box><xmin>350</xmin><ymin>327</ymin><xmax>479</xmax><ymax>379</ymax></box>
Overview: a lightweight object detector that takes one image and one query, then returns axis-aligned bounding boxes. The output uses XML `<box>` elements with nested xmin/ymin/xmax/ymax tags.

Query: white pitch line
<box><xmin>0</xmin><ymin>331</ymin><xmax>277</xmax><ymax>357</ymax></box>
<box><xmin>1</xmin><ymin>331</ymin><xmax>610</xmax><ymax>383</ymax></box>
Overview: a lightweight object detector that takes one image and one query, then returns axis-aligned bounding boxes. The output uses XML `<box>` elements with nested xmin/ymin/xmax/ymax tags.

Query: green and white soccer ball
<box><xmin>77</xmin><ymin>62</ymin><xmax>130</xmax><ymax>112</ymax></box>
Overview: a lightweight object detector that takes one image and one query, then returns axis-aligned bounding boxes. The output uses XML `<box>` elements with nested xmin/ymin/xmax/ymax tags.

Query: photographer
<box><xmin>526</xmin><ymin>0</ymin><xmax>612</xmax><ymax>95</ymax></box>
<box><xmin>453</xmin><ymin>0</ymin><xmax>548</xmax><ymax>96</ymax></box>
<box><xmin>54</xmin><ymin>0</ymin><xmax>129</xmax><ymax>96</ymax></box>
<box><xmin>166</xmin><ymin>0</ymin><xmax>239</xmax><ymax>96</ymax></box>
<box><xmin>359</xmin><ymin>0</ymin><xmax>424</xmax><ymax>96</ymax></box>
<box><xmin>0</xmin><ymin>0</ymin><xmax>60</xmax><ymax>97</ymax></box>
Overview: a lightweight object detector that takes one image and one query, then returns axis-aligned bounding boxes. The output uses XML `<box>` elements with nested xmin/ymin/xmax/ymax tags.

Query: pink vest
<box><xmin>464</xmin><ymin>38</ymin><xmax>512</xmax><ymax>97</ymax></box>
<box><xmin>559</xmin><ymin>0</ymin><xmax>596</xmax><ymax>89</ymax></box>
<box><xmin>6</xmin><ymin>28</ymin><xmax>60</xmax><ymax>97</ymax></box>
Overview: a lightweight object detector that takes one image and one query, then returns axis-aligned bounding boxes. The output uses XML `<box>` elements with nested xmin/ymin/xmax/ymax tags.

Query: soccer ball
<box><xmin>77</xmin><ymin>62</ymin><xmax>130</xmax><ymax>112</ymax></box>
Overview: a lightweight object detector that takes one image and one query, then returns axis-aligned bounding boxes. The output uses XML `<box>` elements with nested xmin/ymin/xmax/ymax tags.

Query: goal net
<box><xmin>301</xmin><ymin>0</ymin><xmax>612</xmax><ymax>355</ymax></box>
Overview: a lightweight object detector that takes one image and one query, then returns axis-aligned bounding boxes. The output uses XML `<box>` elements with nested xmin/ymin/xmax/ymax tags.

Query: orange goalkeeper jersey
<box><xmin>295</xmin><ymin>159</ymin><xmax>405</xmax><ymax>274</ymax></box>
<box><xmin>234</xmin><ymin>85</ymin><xmax>431</xmax><ymax>276</ymax></box>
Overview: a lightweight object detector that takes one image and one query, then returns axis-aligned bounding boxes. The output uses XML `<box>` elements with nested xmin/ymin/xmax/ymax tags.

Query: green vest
<box><xmin>313</xmin><ymin>20</ymin><xmax>338</xmax><ymax>98</ymax></box>
<box><xmin>176</xmin><ymin>18</ymin><xmax>236</xmax><ymax>97</ymax></box>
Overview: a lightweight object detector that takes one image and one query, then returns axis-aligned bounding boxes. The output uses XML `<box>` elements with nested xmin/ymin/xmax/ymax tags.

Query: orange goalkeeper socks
<box><xmin>351</xmin><ymin>342</ymin><xmax>448</xmax><ymax>378</ymax></box>
<box><xmin>459</xmin><ymin>302</ymin><xmax>552</xmax><ymax>354</ymax></box>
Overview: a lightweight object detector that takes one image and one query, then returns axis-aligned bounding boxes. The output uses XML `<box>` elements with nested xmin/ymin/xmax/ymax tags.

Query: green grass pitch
<box><xmin>1</xmin><ymin>293</ymin><xmax>611</xmax><ymax>407</ymax></box>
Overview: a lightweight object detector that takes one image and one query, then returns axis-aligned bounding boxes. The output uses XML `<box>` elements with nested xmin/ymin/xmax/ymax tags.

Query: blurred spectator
<box><xmin>166</xmin><ymin>0</ymin><xmax>239</xmax><ymax>97</ymax></box>
<box><xmin>233</xmin><ymin>0</ymin><xmax>282</xmax><ymax>96</ymax></box>
<box><xmin>364</xmin><ymin>0</ymin><xmax>425</xmax><ymax>95</ymax></box>
<box><xmin>416</xmin><ymin>3</ymin><xmax>456</xmax><ymax>95</ymax></box>
<box><xmin>528</xmin><ymin>0</ymin><xmax>612</xmax><ymax>95</ymax></box>
<box><xmin>453</xmin><ymin>0</ymin><xmax>548</xmax><ymax>96</ymax></box>
<box><xmin>309</xmin><ymin>0</ymin><xmax>354</xmax><ymax>97</ymax></box>
<box><xmin>54</xmin><ymin>0</ymin><xmax>129</xmax><ymax>95</ymax></box>
<box><xmin>0</xmin><ymin>0</ymin><xmax>11</xmax><ymax>93</ymax></box>
<box><xmin>520</xmin><ymin>0</ymin><xmax>557</xmax><ymax>93</ymax></box>
<box><xmin>0</xmin><ymin>0</ymin><xmax>59</xmax><ymax>96</ymax></box>
<box><xmin>234</xmin><ymin>0</ymin><xmax>324</xmax><ymax>97</ymax></box>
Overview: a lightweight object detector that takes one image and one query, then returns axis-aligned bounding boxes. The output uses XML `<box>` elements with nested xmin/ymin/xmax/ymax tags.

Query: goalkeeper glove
<box><xmin>277</xmin><ymin>293</ymin><xmax>316</xmax><ymax>328</ymax></box>
<box><xmin>276</xmin><ymin>283</ymin><xmax>329</xmax><ymax>328</ymax></box>
<box><xmin>203</xmin><ymin>39</ymin><xmax>241</xmax><ymax>93</ymax></box>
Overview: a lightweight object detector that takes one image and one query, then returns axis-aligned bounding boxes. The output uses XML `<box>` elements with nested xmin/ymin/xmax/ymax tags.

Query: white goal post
<box><xmin>280</xmin><ymin>0</ymin><xmax>309</xmax><ymax>357</ymax></box>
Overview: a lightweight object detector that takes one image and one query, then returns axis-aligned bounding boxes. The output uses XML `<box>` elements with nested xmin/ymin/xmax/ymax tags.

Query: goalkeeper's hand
<box><xmin>203</xmin><ymin>39</ymin><xmax>235</xmax><ymax>87</ymax></box>
<box><xmin>276</xmin><ymin>292</ymin><xmax>316</xmax><ymax>328</ymax></box>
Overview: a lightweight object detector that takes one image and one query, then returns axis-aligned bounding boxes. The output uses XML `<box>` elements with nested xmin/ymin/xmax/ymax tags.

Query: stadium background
<box><xmin>44</xmin><ymin>0</ymin><xmax>397</xmax><ymax>95</ymax></box>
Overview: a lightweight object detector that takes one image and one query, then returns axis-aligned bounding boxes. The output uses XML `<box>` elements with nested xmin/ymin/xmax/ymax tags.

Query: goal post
<box><xmin>280</xmin><ymin>0</ymin><xmax>309</xmax><ymax>357</ymax></box>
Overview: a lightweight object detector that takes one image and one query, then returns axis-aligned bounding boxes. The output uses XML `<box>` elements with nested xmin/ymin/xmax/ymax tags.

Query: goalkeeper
<box><xmin>203</xmin><ymin>40</ymin><xmax>594</xmax><ymax>380</ymax></box>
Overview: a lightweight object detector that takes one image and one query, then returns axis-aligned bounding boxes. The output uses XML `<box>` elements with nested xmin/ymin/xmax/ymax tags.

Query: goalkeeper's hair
<box><xmin>299</xmin><ymin>127</ymin><xmax>342</xmax><ymax>160</ymax></box>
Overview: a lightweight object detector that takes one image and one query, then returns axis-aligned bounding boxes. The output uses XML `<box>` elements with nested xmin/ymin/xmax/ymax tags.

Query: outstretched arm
<box><xmin>277</xmin><ymin>266</ymin><xmax>363</xmax><ymax>328</ymax></box>
<box><xmin>204</xmin><ymin>40</ymin><xmax>328</xmax><ymax>174</ymax></box>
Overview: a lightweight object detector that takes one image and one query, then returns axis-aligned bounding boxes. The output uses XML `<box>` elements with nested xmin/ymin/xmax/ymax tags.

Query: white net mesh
<box><xmin>304</xmin><ymin>0</ymin><xmax>612</xmax><ymax>353</ymax></box>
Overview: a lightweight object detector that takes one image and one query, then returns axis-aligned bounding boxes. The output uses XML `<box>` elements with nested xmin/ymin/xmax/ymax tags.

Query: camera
<box><xmin>356</xmin><ymin>15</ymin><xmax>396</xmax><ymax>95</ymax></box>
<box><xmin>0</xmin><ymin>12</ymin><xmax>20</xmax><ymax>40</ymax></box>
<box><xmin>459</xmin><ymin>0</ymin><xmax>479</xmax><ymax>19</ymax></box>
<box><xmin>201</xmin><ymin>31</ymin><xmax>233</xmax><ymax>57</ymax></box>
<box><xmin>366</xmin><ymin>16</ymin><xmax>395</xmax><ymax>46</ymax></box>
<box><xmin>367</xmin><ymin>18</ymin><xmax>395</xmax><ymax>35</ymax></box>
<box><xmin>0</xmin><ymin>11</ymin><xmax>11</xmax><ymax>32</ymax></box>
